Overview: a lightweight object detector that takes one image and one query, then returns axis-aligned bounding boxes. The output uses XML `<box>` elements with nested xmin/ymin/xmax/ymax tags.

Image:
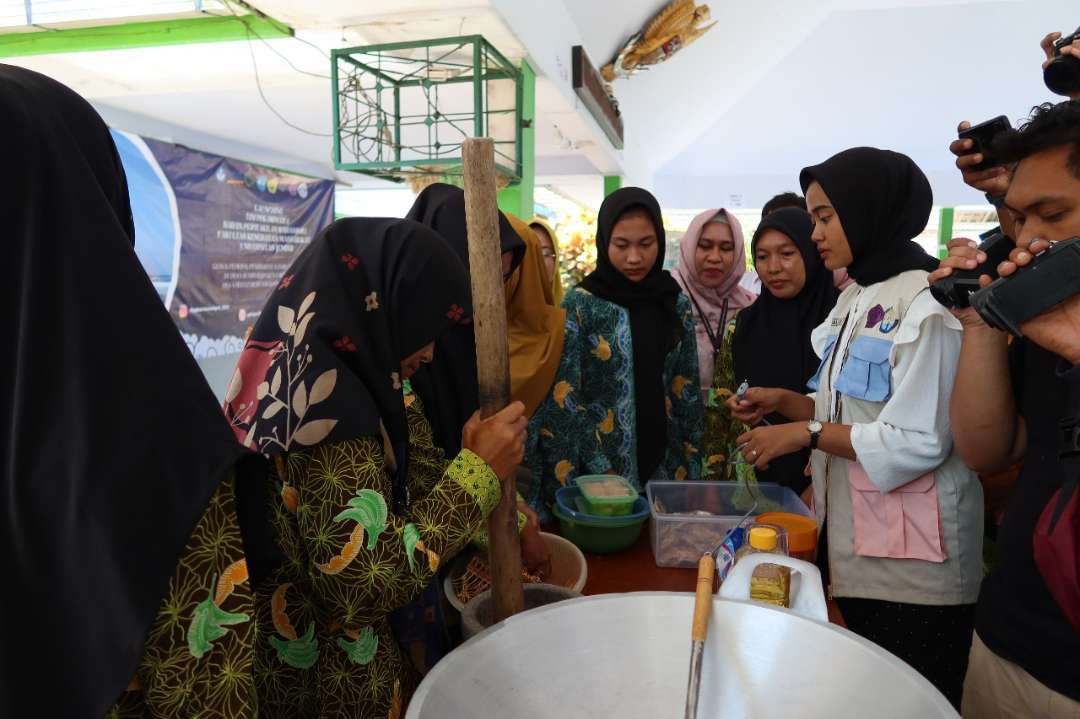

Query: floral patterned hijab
<box><xmin>224</xmin><ymin>217</ymin><xmax>470</xmax><ymax>509</ymax></box>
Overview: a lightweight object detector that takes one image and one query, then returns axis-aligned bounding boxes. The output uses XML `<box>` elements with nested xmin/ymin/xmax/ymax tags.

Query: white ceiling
<box><xmin>661</xmin><ymin>0</ymin><xmax>1078</xmax><ymax>207</ymax></box>
<box><xmin>565</xmin><ymin>0</ymin><xmax>1078</xmax><ymax>206</ymax></box>
<box><xmin>5</xmin><ymin>0</ymin><xmax>614</xmax><ymax>204</ymax></box>
<box><xmin>4</xmin><ymin>0</ymin><xmax>1080</xmax><ymax>210</ymax></box>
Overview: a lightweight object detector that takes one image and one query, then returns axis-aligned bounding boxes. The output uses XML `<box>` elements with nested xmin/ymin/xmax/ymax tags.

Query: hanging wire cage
<box><xmin>331</xmin><ymin>35</ymin><xmax>522</xmax><ymax>190</ymax></box>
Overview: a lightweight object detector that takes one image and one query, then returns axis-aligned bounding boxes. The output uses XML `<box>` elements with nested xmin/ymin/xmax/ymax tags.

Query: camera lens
<box><xmin>1045</xmin><ymin>55</ymin><xmax>1080</xmax><ymax>96</ymax></box>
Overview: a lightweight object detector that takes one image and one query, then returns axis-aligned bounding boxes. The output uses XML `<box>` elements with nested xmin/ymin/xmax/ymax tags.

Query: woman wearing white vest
<box><xmin>727</xmin><ymin>147</ymin><xmax>983</xmax><ymax>709</ymax></box>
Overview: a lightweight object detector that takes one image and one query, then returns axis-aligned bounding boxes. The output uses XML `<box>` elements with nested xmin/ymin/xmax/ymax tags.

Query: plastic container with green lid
<box><xmin>574</xmin><ymin>475</ymin><xmax>638</xmax><ymax>516</ymax></box>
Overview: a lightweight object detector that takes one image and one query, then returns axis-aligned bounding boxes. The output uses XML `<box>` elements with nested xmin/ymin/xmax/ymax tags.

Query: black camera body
<box><xmin>958</xmin><ymin>116</ymin><xmax>1011</xmax><ymax>172</ymax></box>
<box><xmin>970</xmin><ymin>238</ymin><xmax>1080</xmax><ymax>336</ymax></box>
<box><xmin>930</xmin><ymin>226</ymin><xmax>1014</xmax><ymax>309</ymax></box>
<box><xmin>1045</xmin><ymin>27</ymin><xmax>1080</xmax><ymax>97</ymax></box>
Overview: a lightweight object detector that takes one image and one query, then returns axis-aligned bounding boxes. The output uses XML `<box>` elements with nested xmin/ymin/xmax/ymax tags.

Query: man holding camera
<box><xmin>931</xmin><ymin>35</ymin><xmax>1080</xmax><ymax>718</ymax></box>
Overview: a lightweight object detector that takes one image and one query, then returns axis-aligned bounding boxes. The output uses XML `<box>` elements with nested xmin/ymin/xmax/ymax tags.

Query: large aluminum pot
<box><xmin>407</xmin><ymin>592</ymin><xmax>958</xmax><ymax>719</ymax></box>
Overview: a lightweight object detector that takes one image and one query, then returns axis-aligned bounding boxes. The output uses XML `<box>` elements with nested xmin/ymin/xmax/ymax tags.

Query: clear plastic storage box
<box><xmin>646</xmin><ymin>481</ymin><xmax>813</xmax><ymax>568</ymax></box>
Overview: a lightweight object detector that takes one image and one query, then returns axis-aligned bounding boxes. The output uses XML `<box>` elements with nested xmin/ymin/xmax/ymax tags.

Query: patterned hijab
<box><xmin>504</xmin><ymin>214</ymin><xmax>567</xmax><ymax>417</ymax></box>
<box><xmin>224</xmin><ymin>217</ymin><xmax>470</xmax><ymax>509</ymax></box>
<box><xmin>529</xmin><ymin>216</ymin><xmax>565</xmax><ymax>305</ymax></box>
<box><xmin>0</xmin><ymin>65</ymin><xmax>251</xmax><ymax>717</ymax></box>
<box><xmin>671</xmin><ymin>208</ymin><xmax>757</xmax><ymax>390</ymax></box>
<box><xmin>405</xmin><ymin>183</ymin><xmax>525</xmax><ymax>455</ymax></box>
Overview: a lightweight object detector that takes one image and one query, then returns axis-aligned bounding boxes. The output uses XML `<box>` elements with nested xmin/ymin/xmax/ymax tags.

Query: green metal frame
<box><xmin>498</xmin><ymin>59</ymin><xmax>535</xmax><ymax>218</ymax></box>
<box><xmin>604</xmin><ymin>175</ymin><xmax>622</xmax><ymax>197</ymax></box>
<box><xmin>0</xmin><ymin>13</ymin><xmax>291</xmax><ymax>57</ymax></box>
<box><xmin>937</xmin><ymin>207</ymin><xmax>955</xmax><ymax>258</ymax></box>
<box><xmin>331</xmin><ymin>35</ymin><xmax>522</xmax><ymax>183</ymax></box>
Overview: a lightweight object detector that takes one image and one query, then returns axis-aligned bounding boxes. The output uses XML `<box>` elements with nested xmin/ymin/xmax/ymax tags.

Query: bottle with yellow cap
<box><xmin>733</xmin><ymin>523</ymin><xmax>789</xmax><ymax>563</ymax></box>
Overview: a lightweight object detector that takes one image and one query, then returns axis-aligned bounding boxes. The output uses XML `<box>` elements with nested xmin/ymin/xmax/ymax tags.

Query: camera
<box><xmin>970</xmin><ymin>238</ymin><xmax>1080</xmax><ymax>336</ymax></box>
<box><xmin>958</xmin><ymin>116</ymin><xmax>1011</xmax><ymax>172</ymax></box>
<box><xmin>1044</xmin><ymin>26</ymin><xmax>1080</xmax><ymax>97</ymax></box>
<box><xmin>930</xmin><ymin>226</ymin><xmax>1014</xmax><ymax>309</ymax></box>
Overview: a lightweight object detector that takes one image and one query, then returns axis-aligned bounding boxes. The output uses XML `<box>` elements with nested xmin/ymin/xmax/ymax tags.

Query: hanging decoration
<box><xmin>601</xmin><ymin>0</ymin><xmax>717</xmax><ymax>82</ymax></box>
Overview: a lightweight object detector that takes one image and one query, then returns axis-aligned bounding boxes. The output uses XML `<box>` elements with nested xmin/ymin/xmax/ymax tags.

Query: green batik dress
<box><xmin>253</xmin><ymin>390</ymin><xmax>500</xmax><ymax>719</ymax></box>
<box><xmin>107</xmin><ymin>472</ymin><xmax>257</xmax><ymax>719</ymax></box>
<box><xmin>700</xmin><ymin>314</ymin><xmax>760</xmax><ymax>506</ymax></box>
<box><xmin>523</xmin><ymin>287</ymin><xmax>703</xmax><ymax>518</ymax></box>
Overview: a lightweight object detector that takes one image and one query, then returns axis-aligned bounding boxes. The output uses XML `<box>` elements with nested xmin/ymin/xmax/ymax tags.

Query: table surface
<box><xmin>580</xmin><ymin>524</ymin><xmax>695</xmax><ymax>595</ymax></box>
<box><xmin>571</xmin><ymin>524</ymin><xmax>845</xmax><ymax>625</ymax></box>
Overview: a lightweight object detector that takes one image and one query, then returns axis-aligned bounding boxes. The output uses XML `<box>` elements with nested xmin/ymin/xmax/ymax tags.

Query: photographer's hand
<box><xmin>999</xmin><ymin>239</ymin><xmax>1080</xmax><ymax>363</ymax></box>
<box><xmin>1042</xmin><ymin>32</ymin><xmax>1080</xmax><ymax>101</ymax></box>
<box><xmin>943</xmin><ymin>238</ymin><xmax>1022</xmax><ymax>474</ymax></box>
<box><xmin>950</xmin><ymin>123</ymin><xmax>1010</xmax><ymax>196</ymax></box>
<box><xmin>950</xmin><ymin>123</ymin><xmax>1015</xmax><ymax>236</ymax></box>
<box><xmin>927</xmin><ymin>238</ymin><xmax>998</xmax><ymax>328</ymax></box>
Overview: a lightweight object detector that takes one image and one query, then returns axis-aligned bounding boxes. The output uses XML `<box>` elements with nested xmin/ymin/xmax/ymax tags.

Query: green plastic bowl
<box><xmin>553</xmin><ymin>502</ymin><xmax>646</xmax><ymax>554</ymax></box>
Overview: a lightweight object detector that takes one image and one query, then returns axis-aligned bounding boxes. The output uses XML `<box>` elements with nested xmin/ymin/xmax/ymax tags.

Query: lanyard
<box><xmin>688</xmin><ymin>293</ymin><xmax>729</xmax><ymax>359</ymax></box>
<box><xmin>825</xmin><ymin>292</ymin><xmax>870</xmax><ymax>424</ymax></box>
<box><xmin>821</xmin><ymin>297</ymin><xmax>866</xmax><ymax>492</ymax></box>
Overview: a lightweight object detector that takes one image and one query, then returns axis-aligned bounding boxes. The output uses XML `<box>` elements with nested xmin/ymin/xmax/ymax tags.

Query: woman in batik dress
<box><xmin>224</xmin><ymin>217</ymin><xmax>527</xmax><ymax>718</ymax></box>
<box><xmin>1</xmin><ymin>64</ymin><xmax>262</xmax><ymax>719</ymax></box>
<box><xmin>525</xmin><ymin>188</ymin><xmax>703</xmax><ymax>520</ymax></box>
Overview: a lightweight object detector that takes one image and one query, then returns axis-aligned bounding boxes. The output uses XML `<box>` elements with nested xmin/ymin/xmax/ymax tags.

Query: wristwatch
<box><xmin>806</xmin><ymin>420</ymin><xmax>823</xmax><ymax>450</ymax></box>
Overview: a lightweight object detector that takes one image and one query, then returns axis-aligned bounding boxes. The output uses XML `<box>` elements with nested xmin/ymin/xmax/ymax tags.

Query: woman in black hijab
<box><xmin>0</xmin><ymin>65</ymin><xmax>265</xmax><ymax>717</ymax></box>
<box><xmin>525</xmin><ymin>187</ymin><xmax>703</xmax><ymax>511</ymax></box>
<box><xmin>225</xmin><ymin>216</ymin><xmax>528</xmax><ymax>717</ymax></box>
<box><xmin>731</xmin><ymin>148</ymin><xmax>983</xmax><ymax>708</ymax></box>
<box><xmin>731</xmin><ymin>208</ymin><xmax>839</xmax><ymax>493</ymax></box>
<box><xmin>405</xmin><ymin>183</ymin><xmax>525</xmax><ymax>456</ymax></box>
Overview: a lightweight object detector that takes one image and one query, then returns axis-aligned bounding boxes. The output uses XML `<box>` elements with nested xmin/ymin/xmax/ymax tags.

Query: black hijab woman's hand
<box><xmin>726</xmin><ymin>387</ymin><xmax>782</xmax><ymax>426</ymax></box>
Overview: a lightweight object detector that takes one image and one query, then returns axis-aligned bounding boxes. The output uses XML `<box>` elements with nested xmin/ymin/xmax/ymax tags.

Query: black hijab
<box><xmin>0</xmin><ymin>65</ymin><xmax>251</xmax><ymax>716</ymax></box>
<box><xmin>734</xmin><ymin>208</ymin><xmax>839</xmax><ymax>392</ymax></box>
<box><xmin>405</xmin><ymin>183</ymin><xmax>525</xmax><ymax>455</ymax></box>
<box><xmin>226</xmin><ymin>217</ymin><xmax>470</xmax><ymax>510</ymax></box>
<box><xmin>733</xmin><ymin>209</ymin><xmax>839</xmax><ymax>492</ymax></box>
<box><xmin>579</xmin><ymin>187</ymin><xmax>683</xmax><ymax>482</ymax></box>
<box><xmin>799</xmin><ymin>147</ymin><xmax>937</xmax><ymax>287</ymax></box>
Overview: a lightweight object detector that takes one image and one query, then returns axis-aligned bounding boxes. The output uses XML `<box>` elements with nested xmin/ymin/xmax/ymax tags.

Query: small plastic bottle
<box><xmin>733</xmin><ymin>524</ymin><xmax>788</xmax><ymax>563</ymax></box>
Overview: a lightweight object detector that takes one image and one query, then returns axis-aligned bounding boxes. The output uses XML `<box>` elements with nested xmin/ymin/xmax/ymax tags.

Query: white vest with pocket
<box><xmin>808</xmin><ymin>270</ymin><xmax>984</xmax><ymax>605</ymax></box>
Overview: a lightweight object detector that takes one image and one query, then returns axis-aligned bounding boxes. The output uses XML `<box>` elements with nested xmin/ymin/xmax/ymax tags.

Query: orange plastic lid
<box><xmin>756</xmin><ymin>512</ymin><xmax>818</xmax><ymax>554</ymax></box>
